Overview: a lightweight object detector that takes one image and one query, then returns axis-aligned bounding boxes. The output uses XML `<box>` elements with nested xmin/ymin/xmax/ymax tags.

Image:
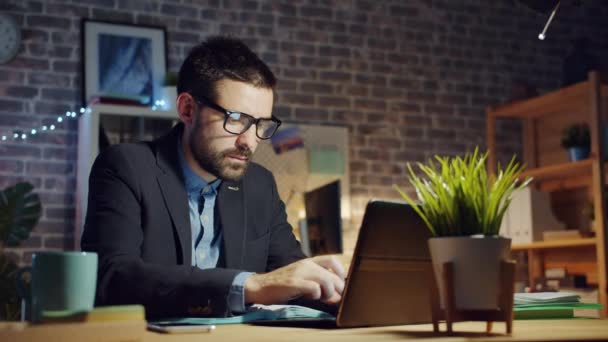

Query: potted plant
<box><xmin>394</xmin><ymin>149</ymin><xmax>531</xmax><ymax>311</ymax></box>
<box><xmin>160</xmin><ymin>71</ymin><xmax>178</xmax><ymax>110</ymax></box>
<box><xmin>561</xmin><ymin>123</ymin><xmax>590</xmax><ymax>161</ymax></box>
<box><xmin>0</xmin><ymin>182</ymin><xmax>41</xmax><ymax>320</ymax></box>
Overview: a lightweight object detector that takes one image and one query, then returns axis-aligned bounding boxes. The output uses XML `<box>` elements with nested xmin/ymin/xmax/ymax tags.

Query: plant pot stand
<box><xmin>430</xmin><ymin>260</ymin><xmax>516</xmax><ymax>335</ymax></box>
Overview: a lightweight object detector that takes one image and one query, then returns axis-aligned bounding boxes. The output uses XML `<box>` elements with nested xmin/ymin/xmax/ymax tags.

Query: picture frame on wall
<box><xmin>81</xmin><ymin>19</ymin><xmax>167</xmax><ymax>106</ymax></box>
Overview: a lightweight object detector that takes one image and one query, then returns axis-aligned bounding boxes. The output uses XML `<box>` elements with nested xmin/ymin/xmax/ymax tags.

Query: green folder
<box><xmin>514</xmin><ymin>303</ymin><xmax>602</xmax><ymax>320</ymax></box>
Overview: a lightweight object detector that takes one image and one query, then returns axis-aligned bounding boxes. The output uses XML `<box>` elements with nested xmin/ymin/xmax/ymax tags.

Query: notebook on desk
<box><xmin>151</xmin><ymin>200</ymin><xmax>435</xmax><ymax>329</ymax></box>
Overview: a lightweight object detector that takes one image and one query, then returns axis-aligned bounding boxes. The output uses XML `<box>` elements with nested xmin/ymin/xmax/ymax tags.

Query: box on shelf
<box><xmin>500</xmin><ymin>186</ymin><xmax>566</xmax><ymax>245</ymax></box>
<box><xmin>543</xmin><ymin>230</ymin><xmax>582</xmax><ymax>241</ymax></box>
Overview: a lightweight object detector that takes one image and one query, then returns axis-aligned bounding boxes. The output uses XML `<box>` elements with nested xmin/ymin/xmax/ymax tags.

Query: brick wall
<box><xmin>1</xmin><ymin>0</ymin><xmax>608</xmax><ymax>264</ymax></box>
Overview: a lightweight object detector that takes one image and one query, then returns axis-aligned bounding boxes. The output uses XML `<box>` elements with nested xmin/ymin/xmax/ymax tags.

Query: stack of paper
<box><xmin>515</xmin><ymin>292</ymin><xmax>581</xmax><ymax>305</ymax></box>
<box><xmin>514</xmin><ymin>292</ymin><xmax>602</xmax><ymax>319</ymax></box>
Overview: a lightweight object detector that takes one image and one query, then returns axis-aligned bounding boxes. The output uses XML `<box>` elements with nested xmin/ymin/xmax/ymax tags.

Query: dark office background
<box><xmin>1</xmin><ymin>0</ymin><xmax>607</xmax><ymax>264</ymax></box>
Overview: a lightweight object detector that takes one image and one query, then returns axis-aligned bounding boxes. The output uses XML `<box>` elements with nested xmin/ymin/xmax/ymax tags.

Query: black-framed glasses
<box><xmin>193</xmin><ymin>96</ymin><xmax>281</xmax><ymax>140</ymax></box>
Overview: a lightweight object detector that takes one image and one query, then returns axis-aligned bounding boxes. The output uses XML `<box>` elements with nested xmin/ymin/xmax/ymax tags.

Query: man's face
<box><xmin>187</xmin><ymin>79</ymin><xmax>274</xmax><ymax>182</ymax></box>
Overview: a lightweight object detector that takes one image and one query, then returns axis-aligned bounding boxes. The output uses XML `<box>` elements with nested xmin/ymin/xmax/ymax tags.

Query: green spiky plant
<box><xmin>394</xmin><ymin>148</ymin><xmax>532</xmax><ymax>237</ymax></box>
<box><xmin>0</xmin><ymin>182</ymin><xmax>41</xmax><ymax>320</ymax></box>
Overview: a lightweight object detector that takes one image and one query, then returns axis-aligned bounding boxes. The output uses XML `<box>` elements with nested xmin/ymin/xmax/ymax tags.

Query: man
<box><xmin>81</xmin><ymin>36</ymin><xmax>345</xmax><ymax>318</ymax></box>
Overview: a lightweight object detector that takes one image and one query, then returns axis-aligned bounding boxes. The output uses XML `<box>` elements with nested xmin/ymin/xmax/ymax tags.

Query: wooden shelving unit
<box><xmin>75</xmin><ymin>104</ymin><xmax>178</xmax><ymax>250</ymax></box>
<box><xmin>487</xmin><ymin>71</ymin><xmax>608</xmax><ymax>317</ymax></box>
<box><xmin>513</xmin><ymin>237</ymin><xmax>596</xmax><ymax>251</ymax></box>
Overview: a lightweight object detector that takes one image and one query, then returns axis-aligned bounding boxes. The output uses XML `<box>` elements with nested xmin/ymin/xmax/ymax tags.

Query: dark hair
<box><xmin>177</xmin><ymin>36</ymin><xmax>276</xmax><ymax>101</ymax></box>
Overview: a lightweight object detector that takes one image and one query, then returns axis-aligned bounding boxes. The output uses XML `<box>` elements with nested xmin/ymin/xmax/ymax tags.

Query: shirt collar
<box><xmin>177</xmin><ymin>134</ymin><xmax>222</xmax><ymax>195</ymax></box>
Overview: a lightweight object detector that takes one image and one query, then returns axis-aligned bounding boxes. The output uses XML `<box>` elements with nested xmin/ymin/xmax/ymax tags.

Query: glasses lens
<box><xmin>224</xmin><ymin>112</ymin><xmax>251</xmax><ymax>134</ymax></box>
<box><xmin>223</xmin><ymin>110</ymin><xmax>279</xmax><ymax>139</ymax></box>
<box><xmin>257</xmin><ymin>119</ymin><xmax>279</xmax><ymax>139</ymax></box>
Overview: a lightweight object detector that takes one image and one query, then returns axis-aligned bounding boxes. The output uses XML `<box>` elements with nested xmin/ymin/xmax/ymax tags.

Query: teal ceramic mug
<box><xmin>17</xmin><ymin>251</ymin><xmax>98</xmax><ymax>322</ymax></box>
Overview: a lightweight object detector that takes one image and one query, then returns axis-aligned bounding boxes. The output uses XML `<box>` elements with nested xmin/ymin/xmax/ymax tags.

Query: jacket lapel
<box><xmin>218</xmin><ymin>180</ymin><xmax>246</xmax><ymax>269</ymax></box>
<box><xmin>154</xmin><ymin>125</ymin><xmax>192</xmax><ymax>265</ymax></box>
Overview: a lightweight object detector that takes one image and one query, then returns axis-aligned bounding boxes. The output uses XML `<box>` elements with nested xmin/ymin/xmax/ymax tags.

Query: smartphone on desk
<box><xmin>147</xmin><ymin>322</ymin><xmax>216</xmax><ymax>334</ymax></box>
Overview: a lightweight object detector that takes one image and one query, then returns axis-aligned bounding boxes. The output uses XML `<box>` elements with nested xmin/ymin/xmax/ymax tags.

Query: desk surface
<box><xmin>144</xmin><ymin>320</ymin><xmax>608</xmax><ymax>341</ymax></box>
<box><xmin>3</xmin><ymin>319</ymin><xmax>608</xmax><ymax>342</ymax></box>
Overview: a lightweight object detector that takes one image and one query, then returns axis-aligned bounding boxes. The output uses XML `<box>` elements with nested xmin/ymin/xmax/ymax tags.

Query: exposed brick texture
<box><xmin>1</xmin><ymin>0</ymin><xmax>608</xmax><ymax>264</ymax></box>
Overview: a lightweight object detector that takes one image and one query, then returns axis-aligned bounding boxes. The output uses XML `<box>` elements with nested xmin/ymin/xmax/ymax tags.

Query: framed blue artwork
<box><xmin>82</xmin><ymin>19</ymin><xmax>167</xmax><ymax>105</ymax></box>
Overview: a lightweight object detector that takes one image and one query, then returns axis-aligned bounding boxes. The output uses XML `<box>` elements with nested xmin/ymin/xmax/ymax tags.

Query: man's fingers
<box><xmin>321</xmin><ymin>292</ymin><xmax>342</xmax><ymax>305</ymax></box>
<box><xmin>306</xmin><ymin>262</ymin><xmax>344</xmax><ymax>300</ymax></box>
<box><xmin>311</xmin><ymin>255</ymin><xmax>346</xmax><ymax>279</ymax></box>
<box><xmin>316</xmin><ymin>274</ymin><xmax>337</xmax><ymax>301</ymax></box>
<box><xmin>331</xmin><ymin>271</ymin><xmax>345</xmax><ymax>294</ymax></box>
<box><xmin>247</xmin><ymin>257</ymin><xmax>347</xmax><ymax>305</ymax></box>
<box><xmin>297</xmin><ymin>280</ymin><xmax>322</xmax><ymax>300</ymax></box>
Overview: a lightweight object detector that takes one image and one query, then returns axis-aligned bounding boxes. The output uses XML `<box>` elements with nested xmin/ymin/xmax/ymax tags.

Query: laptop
<box><xmin>334</xmin><ymin>199</ymin><xmax>434</xmax><ymax>327</ymax></box>
<box><xmin>256</xmin><ymin>199</ymin><xmax>435</xmax><ymax>328</ymax></box>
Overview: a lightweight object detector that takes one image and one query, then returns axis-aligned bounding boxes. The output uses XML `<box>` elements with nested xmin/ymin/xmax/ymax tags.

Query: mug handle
<box><xmin>15</xmin><ymin>266</ymin><xmax>32</xmax><ymax>300</ymax></box>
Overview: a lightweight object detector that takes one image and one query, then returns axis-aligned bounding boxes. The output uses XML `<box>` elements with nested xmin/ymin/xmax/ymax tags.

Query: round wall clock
<box><xmin>0</xmin><ymin>13</ymin><xmax>21</xmax><ymax>64</ymax></box>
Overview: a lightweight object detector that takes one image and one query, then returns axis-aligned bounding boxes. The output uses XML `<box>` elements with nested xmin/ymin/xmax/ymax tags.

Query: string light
<box><xmin>2</xmin><ymin>102</ymin><xmax>152</xmax><ymax>143</ymax></box>
<box><xmin>1</xmin><ymin>107</ymin><xmax>88</xmax><ymax>142</ymax></box>
<box><xmin>151</xmin><ymin>99</ymin><xmax>166</xmax><ymax>111</ymax></box>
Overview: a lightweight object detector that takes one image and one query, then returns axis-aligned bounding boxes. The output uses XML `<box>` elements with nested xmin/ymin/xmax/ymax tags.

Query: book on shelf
<box><xmin>545</xmin><ymin>267</ymin><xmax>567</xmax><ymax>279</ymax></box>
<box><xmin>538</xmin><ymin>272</ymin><xmax>588</xmax><ymax>291</ymax></box>
<box><xmin>542</xmin><ymin>230</ymin><xmax>582</xmax><ymax>241</ymax></box>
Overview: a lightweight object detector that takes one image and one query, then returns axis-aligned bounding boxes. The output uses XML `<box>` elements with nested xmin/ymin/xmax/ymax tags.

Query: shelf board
<box><xmin>89</xmin><ymin>104</ymin><xmax>177</xmax><ymax>119</ymax></box>
<box><xmin>520</xmin><ymin>158</ymin><xmax>593</xmax><ymax>182</ymax></box>
<box><xmin>487</xmin><ymin>82</ymin><xmax>608</xmax><ymax>119</ymax></box>
<box><xmin>512</xmin><ymin>237</ymin><xmax>596</xmax><ymax>251</ymax></box>
<box><xmin>488</xmin><ymin>82</ymin><xmax>589</xmax><ymax>119</ymax></box>
<box><xmin>518</xmin><ymin>157</ymin><xmax>608</xmax><ymax>191</ymax></box>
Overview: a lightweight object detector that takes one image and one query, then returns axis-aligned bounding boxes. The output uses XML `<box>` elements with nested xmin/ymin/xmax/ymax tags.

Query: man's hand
<box><xmin>244</xmin><ymin>255</ymin><xmax>346</xmax><ymax>305</ymax></box>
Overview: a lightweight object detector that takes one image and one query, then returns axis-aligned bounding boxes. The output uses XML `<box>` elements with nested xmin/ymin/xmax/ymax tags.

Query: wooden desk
<box><xmin>4</xmin><ymin>319</ymin><xmax>608</xmax><ymax>342</ymax></box>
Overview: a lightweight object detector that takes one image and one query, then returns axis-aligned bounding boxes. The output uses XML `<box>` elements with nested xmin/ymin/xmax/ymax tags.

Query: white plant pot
<box><xmin>160</xmin><ymin>86</ymin><xmax>177</xmax><ymax>110</ymax></box>
<box><xmin>428</xmin><ymin>236</ymin><xmax>511</xmax><ymax>310</ymax></box>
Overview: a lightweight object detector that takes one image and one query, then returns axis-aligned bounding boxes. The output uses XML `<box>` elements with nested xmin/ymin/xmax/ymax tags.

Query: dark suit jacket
<box><xmin>81</xmin><ymin>124</ymin><xmax>306</xmax><ymax>318</ymax></box>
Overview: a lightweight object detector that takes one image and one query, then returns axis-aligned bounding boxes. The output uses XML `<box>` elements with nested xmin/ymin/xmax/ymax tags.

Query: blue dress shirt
<box><xmin>177</xmin><ymin>139</ymin><xmax>252</xmax><ymax>313</ymax></box>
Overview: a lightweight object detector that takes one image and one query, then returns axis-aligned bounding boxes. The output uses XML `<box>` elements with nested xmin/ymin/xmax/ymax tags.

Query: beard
<box><xmin>188</xmin><ymin>119</ymin><xmax>253</xmax><ymax>182</ymax></box>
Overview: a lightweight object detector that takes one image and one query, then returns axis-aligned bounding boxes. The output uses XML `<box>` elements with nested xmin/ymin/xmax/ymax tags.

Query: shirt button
<box><xmin>203</xmin><ymin>215</ymin><xmax>209</xmax><ymax>221</ymax></box>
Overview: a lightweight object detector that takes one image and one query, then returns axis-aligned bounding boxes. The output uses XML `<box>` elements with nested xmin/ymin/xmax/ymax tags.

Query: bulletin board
<box><xmin>252</xmin><ymin>123</ymin><xmax>350</xmax><ymax>234</ymax></box>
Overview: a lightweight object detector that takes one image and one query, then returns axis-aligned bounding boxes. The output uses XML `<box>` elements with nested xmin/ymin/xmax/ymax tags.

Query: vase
<box><xmin>568</xmin><ymin>146</ymin><xmax>590</xmax><ymax>162</ymax></box>
<box><xmin>428</xmin><ymin>236</ymin><xmax>511</xmax><ymax>310</ymax></box>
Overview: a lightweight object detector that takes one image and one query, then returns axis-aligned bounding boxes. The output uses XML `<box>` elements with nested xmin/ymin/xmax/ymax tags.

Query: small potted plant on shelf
<box><xmin>394</xmin><ymin>148</ymin><xmax>531</xmax><ymax>312</ymax></box>
<box><xmin>160</xmin><ymin>71</ymin><xmax>178</xmax><ymax>110</ymax></box>
<box><xmin>561</xmin><ymin>123</ymin><xmax>590</xmax><ymax>162</ymax></box>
